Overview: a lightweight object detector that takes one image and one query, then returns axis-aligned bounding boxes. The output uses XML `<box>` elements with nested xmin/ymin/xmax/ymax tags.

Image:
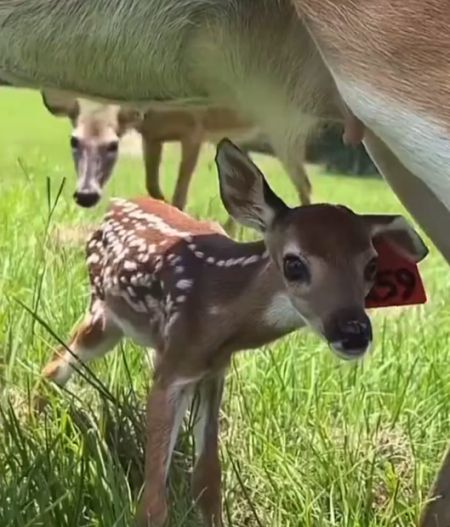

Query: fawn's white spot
<box><xmin>208</xmin><ymin>305</ymin><xmax>222</xmax><ymax>315</ymax></box>
<box><xmin>87</xmin><ymin>253</ymin><xmax>100</xmax><ymax>265</ymax></box>
<box><xmin>243</xmin><ymin>255</ymin><xmax>260</xmax><ymax>266</ymax></box>
<box><xmin>176</xmin><ymin>279</ymin><xmax>193</xmax><ymax>290</ymax></box>
<box><xmin>137</xmin><ymin>253</ymin><xmax>150</xmax><ymax>263</ymax></box>
<box><xmin>124</xmin><ymin>260</ymin><xmax>137</xmax><ymax>271</ymax></box>
<box><xmin>127</xmin><ymin>286</ymin><xmax>136</xmax><ymax>297</ymax></box>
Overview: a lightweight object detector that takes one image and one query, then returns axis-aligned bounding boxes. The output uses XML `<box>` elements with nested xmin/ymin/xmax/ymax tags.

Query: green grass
<box><xmin>1</xmin><ymin>88</ymin><xmax>450</xmax><ymax>527</ymax></box>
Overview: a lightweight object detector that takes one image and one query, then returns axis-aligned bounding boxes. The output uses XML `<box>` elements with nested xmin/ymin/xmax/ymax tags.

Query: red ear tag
<box><xmin>365</xmin><ymin>238</ymin><xmax>427</xmax><ymax>309</ymax></box>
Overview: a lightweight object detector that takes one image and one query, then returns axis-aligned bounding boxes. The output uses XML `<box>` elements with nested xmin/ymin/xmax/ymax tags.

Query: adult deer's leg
<box><xmin>142</xmin><ymin>134</ymin><xmax>165</xmax><ymax>202</ymax></box>
<box><xmin>275</xmin><ymin>142</ymin><xmax>312</xmax><ymax>206</ymax></box>
<box><xmin>191</xmin><ymin>373</ymin><xmax>225</xmax><ymax>527</ymax></box>
<box><xmin>420</xmin><ymin>443</ymin><xmax>450</xmax><ymax>527</ymax></box>
<box><xmin>172</xmin><ymin>138</ymin><xmax>202</xmax><ymax>210</ymax></box>
<box><xmin>42</xmin><ymin>299</ymin><xmax>122</xmax><ymax>387</ymax></box>
<box><xmin>364</xmin><ymin>131</ymin><xmax>450</xmax><ymax>264</ymax></box>
<box><xmin>137</xmin><ymin>372</ymin><xmax>193</xmax><ymax>527</ymax></box>
<box><xmin>283</xmin><ymin>158</ymin><xmax>312</xmax><ymax>206</ymax></box>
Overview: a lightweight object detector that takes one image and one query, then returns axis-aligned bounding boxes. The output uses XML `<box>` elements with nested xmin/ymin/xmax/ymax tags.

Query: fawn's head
<box><xmin>42</xmin><ymin>91</ymin><xmax>142</xmax><ymax>207</ymax></box>
<box><xmin>215</xmin><ymin>139</ymin><xmax>428</xmax><ymax>359</ymax></box>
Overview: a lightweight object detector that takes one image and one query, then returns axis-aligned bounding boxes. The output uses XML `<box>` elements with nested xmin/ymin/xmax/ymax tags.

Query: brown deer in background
<box><xmin>41</xmin><ymin>140</ymin><xmax>427</xmax><ymax>526</ymax></box>
<box><xmin>42</xmin><ymin>92</ymin><xmax>312</xmax><ymax>211</ymax></box>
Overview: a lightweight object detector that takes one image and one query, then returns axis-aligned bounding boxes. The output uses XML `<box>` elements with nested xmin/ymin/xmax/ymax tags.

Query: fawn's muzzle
<box><xmin>325</xmin><ymin>309</ymin><xmax>372</xmax><ymax>359</ymax></box>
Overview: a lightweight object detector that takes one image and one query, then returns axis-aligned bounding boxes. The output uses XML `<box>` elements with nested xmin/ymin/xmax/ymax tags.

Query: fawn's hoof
<box><xmin>135</xmin><ymin>493</ymin><xmax>168</xmax><ymax>527</ymax></box>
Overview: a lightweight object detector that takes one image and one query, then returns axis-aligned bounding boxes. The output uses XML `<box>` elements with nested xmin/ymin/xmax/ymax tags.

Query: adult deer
<box><xmin>41</xmin><ymin>140</ymin><xmax>428</xmax><ymax>526</ymax></box>
<box><xmin>41</xmin><ymin>93</ymin><xmax>312</xmax><ymax>209</ymax></box>
<box><xmin>0</xmin><ymin>3</ymin><xmax>448</xmax><ymax>259</ymax></box>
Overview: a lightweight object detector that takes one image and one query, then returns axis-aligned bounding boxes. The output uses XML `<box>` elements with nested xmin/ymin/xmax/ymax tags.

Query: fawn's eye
<box><xmin>364</xmin><ymin>257</ymin><xmax>378</xmax><ymax>282</ymax></box>
<box><xmin>106</xmin><ymin>141</ymin><xmax>119</xmax><ymax>154</ymax></box>
<box><xmin>283</xmin><ymin>254</ymin><xmax>310</xmax><ymax>282</ymax></box>
<box><xmin>70</xmin><ymin>136</ymin><xmax>80</xmax><ymax>149</ymax></box>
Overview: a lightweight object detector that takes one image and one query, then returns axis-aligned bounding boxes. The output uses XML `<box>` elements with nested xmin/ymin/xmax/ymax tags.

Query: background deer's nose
<box><xmin>73</xmin><ymin>191</ymin><xmax>100</xmax><ymax>208</ymax></box>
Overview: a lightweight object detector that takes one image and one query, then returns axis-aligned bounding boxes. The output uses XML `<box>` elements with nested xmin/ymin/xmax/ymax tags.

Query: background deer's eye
<box><xmin>365</xmin><ymin>257</ymin><xmax>378</xmax><ymax>282</ymax></box>
<box><xmin>283</xmin><ymin>254</ymin><xmax>310</xmax><ymax>282</ymax></box>
<box><xmin>70</xmin><ymin>136</ymin><xmax>80</xmax><ymax>149</ymax></box>
<box><xmin>106</xmin><ymin>141</ymin><xmax>119</xmax><ymax>154</ymax></box>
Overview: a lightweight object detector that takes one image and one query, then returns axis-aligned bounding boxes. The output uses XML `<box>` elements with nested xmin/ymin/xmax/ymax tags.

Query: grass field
<box><xmin>1</xmin><ymin>88</ymin><xmax>450</xmax><ymax>527</ymax></box>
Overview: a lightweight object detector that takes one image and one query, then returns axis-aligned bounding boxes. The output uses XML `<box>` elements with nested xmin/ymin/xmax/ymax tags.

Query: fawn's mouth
<box><xmin>329</xmin><ymin>338</ymin><xmax>372</xmax><ymax>360</ymax></box>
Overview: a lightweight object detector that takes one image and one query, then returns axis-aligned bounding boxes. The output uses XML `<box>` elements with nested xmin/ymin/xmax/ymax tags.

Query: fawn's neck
<box><xmin>192</xmin><ymin>235</ymin><xmax>305</xmax><ymax>349</ymax></box>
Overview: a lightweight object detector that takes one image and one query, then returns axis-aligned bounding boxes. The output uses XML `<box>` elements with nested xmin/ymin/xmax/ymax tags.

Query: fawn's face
<box><xmin>216</xmin><ymin>139</ymin><xmax>428</xmax><ymax>359</ymax></box>
<box><xmin>42</xmin><ymin>92</ymin><xmax>141</xmax><ymax>207</ymax></box>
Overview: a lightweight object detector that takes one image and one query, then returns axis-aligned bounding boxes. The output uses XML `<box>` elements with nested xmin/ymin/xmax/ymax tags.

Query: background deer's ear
<box><xmin>363</xmin><ymin>214</ymin><xmax>429</xmax><ymax>263</ymax></box>
<box><xmin>215</xmin><ymin>139</ymin><xmax>288</xmax><ymax>232</ymax></box>
<box><xmin>41</xmin><ymin>90</ymin><xmax>79</xmax><ymax>120</ymax></box>
<box><xmin>118</xmin><ymin>107</ymin><xmax>144</xmax><ymax>129</ymax></box>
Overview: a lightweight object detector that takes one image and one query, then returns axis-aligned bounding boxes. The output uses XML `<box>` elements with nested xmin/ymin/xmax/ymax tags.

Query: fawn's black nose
<box><xmin>73</xmin><ymin>191</ymin><xmax>100</xmax><ymax>208</ymax></box>
<box><xmin>326</xmin><ymin>310</ymin><xmax>372</xmax><ymax>359</ymax></box>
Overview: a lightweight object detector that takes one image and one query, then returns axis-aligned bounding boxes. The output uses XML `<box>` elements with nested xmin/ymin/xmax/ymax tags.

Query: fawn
<box><xmin>41</xmin><ymin>140</ymin><xmax>427</xmax><ymax>526</ymax></box>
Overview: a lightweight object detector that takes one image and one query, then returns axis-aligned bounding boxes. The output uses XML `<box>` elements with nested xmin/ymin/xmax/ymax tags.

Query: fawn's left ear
<box><xmin>362</xmin><ymin>214</ymin><xmax>429</xmax><ymax>263</ymax></box>
<box><xmin>215</xmin><ymin>138</ymin><xmax>288</xmax><ymax>232</ymax></box>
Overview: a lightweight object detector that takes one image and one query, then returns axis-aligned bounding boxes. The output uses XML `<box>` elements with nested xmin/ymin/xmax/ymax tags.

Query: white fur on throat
<box><xmin>262</xmin><ymin>292</ymin><xmax>304</xmax><ymax>332</ymax></box>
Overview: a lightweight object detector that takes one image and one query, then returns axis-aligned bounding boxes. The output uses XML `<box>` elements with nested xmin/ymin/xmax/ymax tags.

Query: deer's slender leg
<box><xmin>171</xmin><ymin>138</ymin><xmax>202</xmax><ymax>210</ymax></box>
<box><xmin>281</xmin><ymin>146</ymin><xmax>312</xmax><ymax>205</ymax></box>
<box><xmin>137</xmin><ymin>374</ymin><xmax>193</xmax><ymax>527</ymax></box>
<box><xmin>42</xmin><ymin>300</ymin><xmax>122</xmax><ymax>387</ymax></box>
<box><xmin>191</xmin><ymin>373</ymin><xmax>225</xmax><ymax>527</ymax></box>
<box><xmin>292</xmin><ymin>161</ymin><xmax>312</xmax><ymax>206</ymax></box>
<box><xmin>419</xmin><ymin>442</ymin><xmax>450</xmax><ymax>527</ymax></box>
<box><xmin>142</xmin><ymin>134</ymin><xmax>165</xmax><ymax>202</ymax></box>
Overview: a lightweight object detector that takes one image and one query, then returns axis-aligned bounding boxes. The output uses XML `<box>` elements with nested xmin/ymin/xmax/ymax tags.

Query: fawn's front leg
<box><xmin>137</xmin><ymin>374</ymin><xmax>193</xmax><ymax>526</ymax></box>
<box><xmin>191</xmin><ymin>373</ymin><xmax>225</xmax><ymax>527</ymax></box>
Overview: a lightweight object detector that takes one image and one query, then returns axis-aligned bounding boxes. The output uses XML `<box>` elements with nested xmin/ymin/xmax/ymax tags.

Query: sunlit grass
<box><xmin>1</xmin><ymin>89</ymin><xmax>450</xmax><ymax>526</ymax></box>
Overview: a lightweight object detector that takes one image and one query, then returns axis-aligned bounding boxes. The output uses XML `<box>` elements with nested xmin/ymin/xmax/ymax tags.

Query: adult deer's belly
<box><xmin>337</xmin><ymin>79</ymin><xmax>450</xmax><ymax>211</ymax></box>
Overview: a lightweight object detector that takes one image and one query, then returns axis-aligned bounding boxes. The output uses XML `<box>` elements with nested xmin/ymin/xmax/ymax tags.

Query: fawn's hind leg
<box><xmin>191</xmin><ymin>373</ymin><xmax>225</xmax><ymax>527</ymax></box>
<box><xmin>42</xmin><ymin>299</ymin><xmax>122</xmax><ymax>387</ymax></box>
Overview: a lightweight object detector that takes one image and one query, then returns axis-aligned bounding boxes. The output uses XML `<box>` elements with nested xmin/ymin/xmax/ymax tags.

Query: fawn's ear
<box><xmin>363</xmin><ymin>214</ymin><xmax>428</xmax><ymax>263</ymax></box>
<box><xmin>41</xmin><ymin>90</ymin><xmax>79</xmax><ymax>119</ymax></box>
<box><xmin>215</xmin><ymin>139</ymin><xmax>288</xmax><ymax>232</ymax></box>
